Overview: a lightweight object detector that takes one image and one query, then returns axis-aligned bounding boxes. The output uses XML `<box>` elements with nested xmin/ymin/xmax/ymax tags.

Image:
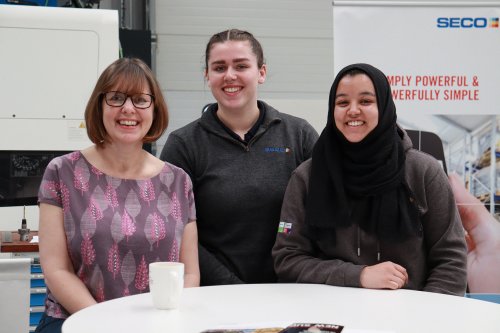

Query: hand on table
<box><xmin>360</xmin><ymin>261</ymin><xmax>408</xmax><ymax>290</ymax></box>
<box><xmin>449</xmin><ymin>173</ymin><xmax>500</xmax><ymax>293</ymax></box>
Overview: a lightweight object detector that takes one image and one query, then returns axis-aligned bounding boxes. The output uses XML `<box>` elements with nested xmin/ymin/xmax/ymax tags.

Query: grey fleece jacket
<box><xmin>272</xmin><ymin>130</ymin><xmax>467</xmax><ymax>296</ymax></box>
<box><xmin>161</xmin><ymin>101</ymin><xmax>318</xmax><ymax>285</ymax></box>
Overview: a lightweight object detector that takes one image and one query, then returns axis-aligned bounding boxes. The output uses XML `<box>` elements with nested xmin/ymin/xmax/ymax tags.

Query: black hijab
<box><xmin>305</xmin><ymin>63</ymin><xmax>419</xmax><ymax>242</ymax></box>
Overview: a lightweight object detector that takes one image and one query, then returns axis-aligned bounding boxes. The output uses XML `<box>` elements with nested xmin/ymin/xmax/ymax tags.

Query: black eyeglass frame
<box><xmin>101</xmin><ymin>91</ymin><xmax>155</xmax><ymax>109</ymax></box>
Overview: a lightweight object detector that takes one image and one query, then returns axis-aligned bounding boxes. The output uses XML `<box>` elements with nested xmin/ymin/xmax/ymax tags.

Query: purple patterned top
<box><xmin>38</xmin><ymin>151</ymin><xmax>196</xmax><ymax>318</ymax></box>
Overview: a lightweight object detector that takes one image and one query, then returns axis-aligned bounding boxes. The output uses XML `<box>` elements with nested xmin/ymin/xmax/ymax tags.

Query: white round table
<box><xmin>62</xmin><ymin>284</ymin><xmax>500</xmax><ymax>333</ymax></box>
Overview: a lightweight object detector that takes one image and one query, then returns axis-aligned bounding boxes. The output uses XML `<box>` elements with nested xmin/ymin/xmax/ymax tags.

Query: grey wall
<box><xmin>152</xmin><ymin>0</ymin><xmax>334</xmax><ymax>154</ymax></box>
<box><xmin>151</xmin><ymin>0</ymin><xmax>475</xmax><ymax>155</ymax></box>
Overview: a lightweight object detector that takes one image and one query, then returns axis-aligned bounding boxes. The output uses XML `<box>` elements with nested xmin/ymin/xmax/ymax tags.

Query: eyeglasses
<box><xmin>102</xmin><ymin>91</ymin><xmax>154</xmax><ymax>109</ymax></box>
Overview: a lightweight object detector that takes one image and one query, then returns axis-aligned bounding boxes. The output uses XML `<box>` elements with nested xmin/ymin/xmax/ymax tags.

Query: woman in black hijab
<box><xmin>272</xmin><ymin>63</ymin><xmax>467</xmax><ymax>295</ymax></box>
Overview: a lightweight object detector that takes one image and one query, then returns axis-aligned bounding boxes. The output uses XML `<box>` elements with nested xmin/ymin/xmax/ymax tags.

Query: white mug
<box><xmin>149</xmin><ymin>262</ymin><xmax>184</xmax><ymax>310</ymax></box>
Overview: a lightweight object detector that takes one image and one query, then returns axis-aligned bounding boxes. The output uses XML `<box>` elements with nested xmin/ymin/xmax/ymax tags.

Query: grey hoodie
<box><xmin>272</xmin><ymin>129</ymin><xmax>467</xmax><ymax>296</ymax></box>
<box><xmin>161</xmin><ymin>101</ymin><xmax>318</xmax><ymax>285</ymax></box>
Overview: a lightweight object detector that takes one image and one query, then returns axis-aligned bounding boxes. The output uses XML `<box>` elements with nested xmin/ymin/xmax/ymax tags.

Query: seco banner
<box><xmin>333</xmin><ymin>1</ymin><xmax>500</xmax><ymax>297</ymax></box>
<box><xmin>333</xmin><ymin>1</ymin><xmax>500</xmax><ymax>115</ymax></box>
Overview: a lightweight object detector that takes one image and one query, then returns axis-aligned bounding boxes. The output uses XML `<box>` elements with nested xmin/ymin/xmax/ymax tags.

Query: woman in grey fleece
<box><xmin>272</xmin><ymin>63</ymin><xmax>467</xmax><ymax>295</ymax></box>
<box><xmin>161</xmin><ymin>29</ymin><xmax>318</xmax><ymax>285</ymax></box>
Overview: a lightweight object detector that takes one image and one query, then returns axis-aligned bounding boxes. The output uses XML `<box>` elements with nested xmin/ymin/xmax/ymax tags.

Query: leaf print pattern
<box><xmin>42</xmin><ymin>180</ymin><xmax>61</xmax><ymax>202</ymax></box>
<box><xmin>105</xmin><ymin>183</ymin><xmax>119</xmax><ymax>211</ymax></box>
<box><xmin>89</xmin><ymin>185</ymin><xmax>108</xmax><ymax>217</ymax></box>
<box><xmin>105</xmin><ymin>175</ymin><xmax>122</xmax><ymax>210</ymax></box>
<box><xmin>135</xmin><ymin>255</ymin><xmax>149</xmax><ymax>293</ymax></box>
<box><xmin>121</xmin><ymin>251</ymin><xmax>136</xmax><ymax>297</ymax></box>
<box><xmin>40</xmin><ymin>179</ymin><xmax>70</xmax><ymax>212</ymax></box>
<box><xmin>59</xmin><ymin>181</ymin><xmax>70</xmax><ymax>213</ymax></box>
<box><xmin>151</xmin><ymin>212</ymin><xmax>167</xmax><ymax>245</ymax></box>
<box><xmin>139</xmin><ymin>179</ymin><xmax>156</xmax><ymax>205</ymax></box>
<box><xmin>123</xmin><ymin>286</ymin><xmax>130</xmax><ymax>297</ymax></box>
<box><xmin>157</xmin><ymin>192</ymin><xmax>169</xmax><ymax>217</ymax></box>
<box><xmin>169</xmin><ymin>192</ymin><xmax>182</xmax><ymax>223</ymax></box>
<box><xmin>74</xmin><ymin>168</ymin><xmax>89</xmax><ymax>193</ymax></box>
<box><xmin>77</xmin><ymin>265</ymin><xmax>87</xmax><ymax>284</ymax></box>
<box><xmin>124</xmin><ymin>190</ymin><xmax>141</xmax><ymax>218</ymax></box>
<box><xmin>96</xmin><ymin>278</ymin><xmax>105</xmax><ymax>303</ymax></box>
<box><xmin>81</xmin><ymin>233</ymin><xmax>96</xmax><ymax>266</ymax></box>
<box><xmin>145</xmin><ymin>212</ymin><xmax>167</xmax><ymax>248</ymax></box>
<box><xmin>80</xmin><ymin>207</ymin><xmax>97</xmax><ymax>237</ymax></box>
<box><xmin>89</xmin><ymin>266</ymin><xmax>105</xmax><ymax>303</ymax></box>
<box><xmin>91</xmin><ymin>165</ymin><xmax>103</xmax><ymax>178</ymax></box>
<box><xmin>63</xmin><ymin>213</ymin><xmax>76</xmax><ymax>243</ymax></box>
<box><xmin>159</xmin><ymin>165</ymin><xmax>174</xmax><ymax>189</ymax></box>
<box><xmin>168</xmin><ymin>238</ymin><xmax>179</xmax><ymax>262</ymax></box>
<box><xmin>74</xmin><ymin>158</ymin><xmax>90</xmax><ymax>194</ymax></box>
<box><xmin>110</xmin><ymin>211</ymin><xmax>125</xmax><ymax>244</ymax></box>
<box><xmin>88</xmin><ymin>198</ymin><xmax>104</xmax><ymax>223</ymax></box>
<box><xmin>68</xmin><ymin>151</ymin><xmax>81</xmax><ymax>164</ymax></box>
<box><xmin>121</xmin><ymin>209</ymin><xmax>136</xmax><ymax>241</ymax></box>
<box><xmin>107</xmin><ymin>242</ymin><xmax>121</xmax><ymax>279</ymax></box>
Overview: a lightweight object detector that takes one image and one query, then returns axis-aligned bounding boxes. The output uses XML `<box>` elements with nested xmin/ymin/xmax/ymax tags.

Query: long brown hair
<box><xmin>204</xmin><ymin>29</ymin><xmax>265</xmax><ymax>70</ymax></box>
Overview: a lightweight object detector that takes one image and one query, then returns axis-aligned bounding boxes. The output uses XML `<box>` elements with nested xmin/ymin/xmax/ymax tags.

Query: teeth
<box><xmin>347</xmin><ymin>121</ymin><xmax>364</xmax><ymax>127</ymax></box>
<box><xmin>119</xmin><ymin>120</ymin><xmax>137</xmax><ymax>126</ymax></box>
<box><xmin>224</xmin><ymin>87</ymin><xmax>240</xmax><ymax>93</ymax></box>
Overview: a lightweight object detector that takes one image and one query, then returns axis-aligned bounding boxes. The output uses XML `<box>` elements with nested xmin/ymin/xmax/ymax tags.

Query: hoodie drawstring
<box><xmin>357</xmin><ymin>225</ymin><xmax>361</xmax><ymax>257</ymax></box>
<box><xmin>357</xmin><ymin>225</ymin><xmax>381</xmax><ymax>261</ymax></box>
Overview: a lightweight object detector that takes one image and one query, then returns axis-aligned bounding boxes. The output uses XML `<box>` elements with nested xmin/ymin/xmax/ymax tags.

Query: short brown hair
<box><xmin>85</xmin><ymin>58</ymin><xmax>168</xmax><ymax>146</ymax></box>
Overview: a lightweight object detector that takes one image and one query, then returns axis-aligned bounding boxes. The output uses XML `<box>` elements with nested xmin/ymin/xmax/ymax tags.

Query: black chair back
<box><xmin>406</xmin><ymin>129</ymin><xmax>447</xmax><ymax>174</ymax></box>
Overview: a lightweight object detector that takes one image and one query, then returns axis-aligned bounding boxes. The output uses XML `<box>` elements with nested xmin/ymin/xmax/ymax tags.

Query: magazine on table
<box><xmin>200</xmin><ymin>322</ymin><xmax>344</xmax><ymax>333</ymax></box>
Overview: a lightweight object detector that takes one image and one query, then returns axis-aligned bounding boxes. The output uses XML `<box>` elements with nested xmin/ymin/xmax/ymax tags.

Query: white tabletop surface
<box><xmin>62</xmin><ymin>284</ymin><xmax>500</xmax><ymax>333</ymax></box>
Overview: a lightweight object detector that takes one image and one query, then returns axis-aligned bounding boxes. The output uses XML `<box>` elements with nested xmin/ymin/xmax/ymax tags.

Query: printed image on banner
<box><xmin>333</xmin><ymin>1</ymin><xmax>500</xmax><ymax>295</ymax></box>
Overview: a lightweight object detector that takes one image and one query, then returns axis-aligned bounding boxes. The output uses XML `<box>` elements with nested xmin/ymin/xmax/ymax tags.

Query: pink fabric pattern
<box><xmin>168</xmin><ymin>238</ymin><xmax>179</xmax><ymax>262</ymax></box>
<box><xmin>169</xmin><ymin>192</ymin><xmax>182</xmax><ymax>222</ymax></box>
<box><xmin>91</xmin><ymin>165</ymin><xmax>103</xmax><ymax>178</ymax></box>
<box><xmin>139</xmin><ymin>179</ymin><xmax>156</xmax><ymax>206</ymax></box>
<box><xmin>107</xmin><ymin>242</ymin><xmax>121</xmax><ymax>279</ymax></box>
<box><xmin>121</xmin><ymin>251</ymin><xmax>136</xmax><ymax>297</ymax></box>
<box><xmin>147</xmin><ymin>212</ymin><xmax>167</xmax><ymax>248</ymax></box>
<box><xmin>68</xmin><ymin>151</ymin><xmax>80</xmax><ymax>163</ymax></box>
<box><xmin>89</xmin><ymin>198</ymin><xmax>104</xmax><ymax>223</ymax></box>
<box><xmin>92</xmin><ymin>267</ymin><xmax>105</xmax><ymax>303</ymax></box>
<box><xmin>73</xmin><ymin>159</ymin><xmax>90</xmax><ymax>194</ymax></box>
<box><xmin>134</xmin><ymin>255</ymin><xmax>149</xmax><ymax>293</ymax></box>
<box><xmin>42</xmin><ymin>181</ymin><xmax>60</xmax><ymax>201</ymax></box>
<box><xmin>59</xmin><ymin>182</ymin><xmax>70</xmax><ymax>213</ymax></box>
<box><xmin>81</xmin><ymin>233</ymin><xmax>96</xmax><ymax>266</ymax></box>
<box><xmin>121</xmin><ymin>209</ymin><xmax>136</xmax><ymax>241</ymax></box>
<box><xmin>38</xmin><ymin>152</ymin><xmax>196</xmax><ymax>319</ymax></box>
<box><xmin>96</xmin><ymin>278</ymin><xmax>105</xmax><ymax>303</ymax></box>
<box><xmin>105</xmin><ymin>183</ymin><xmax>119</xmax><ymax>211</ymax></box>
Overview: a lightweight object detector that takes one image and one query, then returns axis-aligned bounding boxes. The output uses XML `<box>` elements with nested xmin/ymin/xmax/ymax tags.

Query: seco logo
<box><xmin>437</xmin><ymin>17</ymin><xmax>499</xmax><ymax>28</ymax></box>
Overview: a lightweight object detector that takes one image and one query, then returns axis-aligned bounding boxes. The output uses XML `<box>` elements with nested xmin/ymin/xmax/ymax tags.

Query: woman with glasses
<box><xmin>160</xmin><ymin>29</ymin><xmax>318</xmax><ymax>285</ymax></box>
<box><xmin>35</xmin><ymin>58</ymin><xmax>200</xmax><ymax>333</ymax></box>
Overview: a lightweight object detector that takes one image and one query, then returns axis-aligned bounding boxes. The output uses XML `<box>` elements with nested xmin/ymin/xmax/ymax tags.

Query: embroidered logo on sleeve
<box><xmin>277</xmin><ymin>221</ymin><xmax>292</xmax><ymax>234</ymax></box>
